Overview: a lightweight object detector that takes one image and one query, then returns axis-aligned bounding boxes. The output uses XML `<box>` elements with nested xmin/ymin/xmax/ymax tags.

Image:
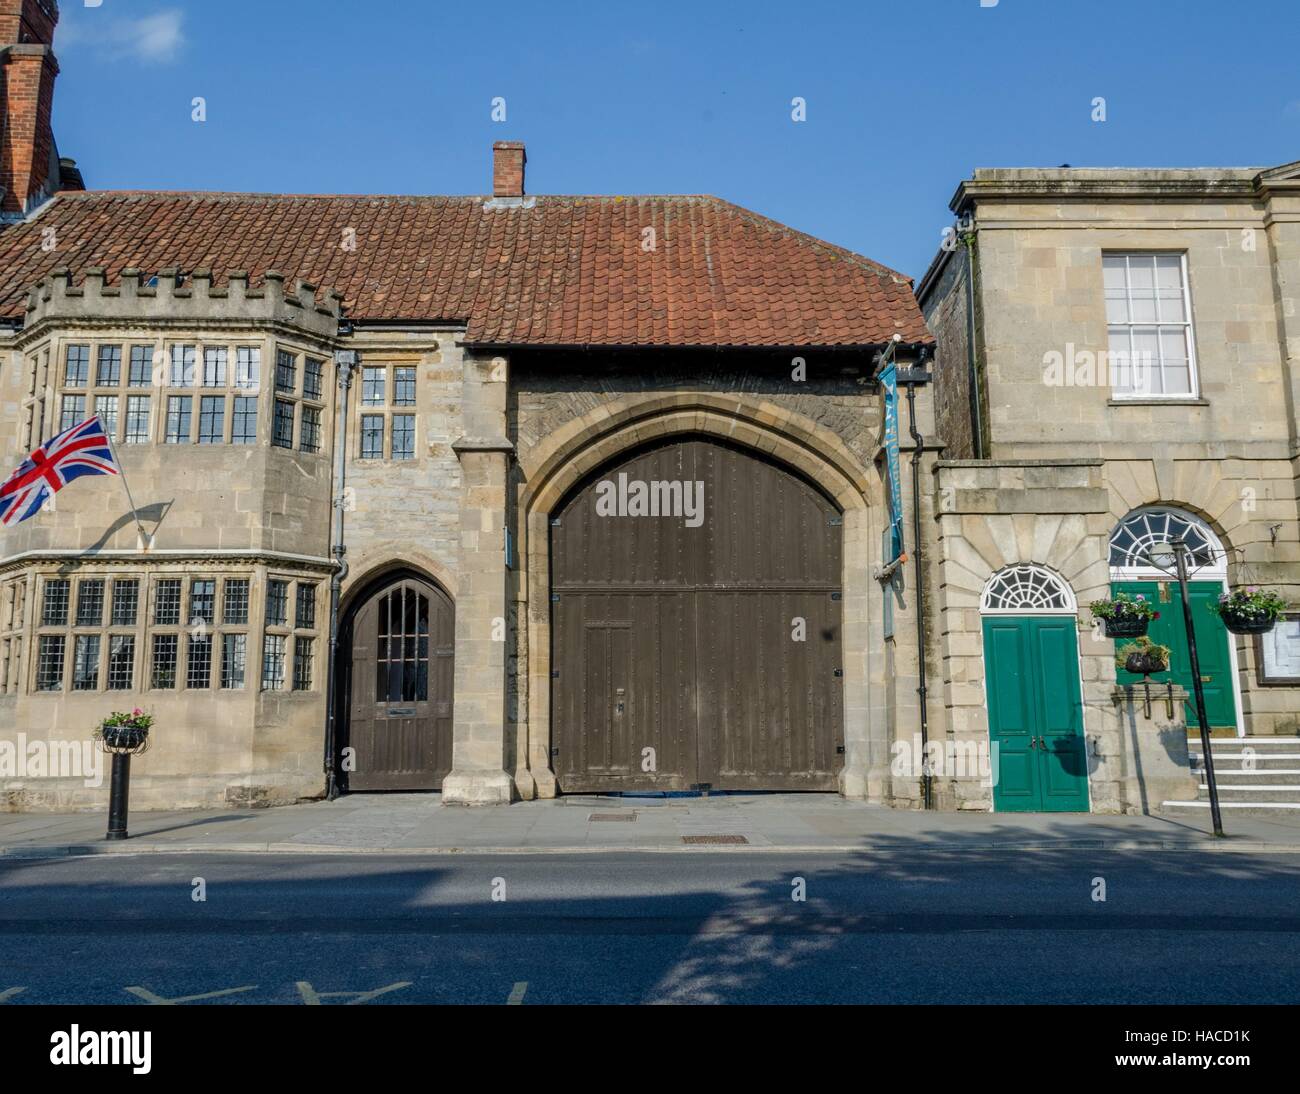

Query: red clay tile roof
<box><xmin>0</xmin><ymin>191</ymin><xmax>931</xmax><ymax>348</ymax></box>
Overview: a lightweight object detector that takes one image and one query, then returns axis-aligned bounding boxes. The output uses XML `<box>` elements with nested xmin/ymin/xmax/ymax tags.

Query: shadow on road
<box><xmin>2</xmin><ymin>830</ymin><xmax>1300</xmax><ymax>1003</ymax></box>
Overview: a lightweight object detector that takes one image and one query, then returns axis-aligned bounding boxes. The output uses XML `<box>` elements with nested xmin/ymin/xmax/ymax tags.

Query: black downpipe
<box><xmin>963</xmin><ymin>229</ymin><xmax>986</xmax><ymax>460</ymax></box>
<box><xmin>323</xmin><ymin>350</ymin><xmax>357</xmax><ymax>801</ymax></box>
<box><xmin>904</xmin><ymin>362</ymin><xmax>933</xmax><ymax>810</ymax></box>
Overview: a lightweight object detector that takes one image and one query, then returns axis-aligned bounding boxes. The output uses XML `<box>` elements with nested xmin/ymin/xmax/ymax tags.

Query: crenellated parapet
<box><xmin>23</xmin><ymin>267</ymin><xmax>345</xmax><ymax>339</ymax></box>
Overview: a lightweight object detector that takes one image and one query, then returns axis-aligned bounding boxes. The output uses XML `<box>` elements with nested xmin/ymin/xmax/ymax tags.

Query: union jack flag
<box><xmin>0</xmin><ymin>416</ymin><xmax>118</xmax><ymax>526</ymax></box>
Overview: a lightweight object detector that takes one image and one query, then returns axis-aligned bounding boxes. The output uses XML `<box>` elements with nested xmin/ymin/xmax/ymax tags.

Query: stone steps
<box><xmin>1163</xmin><ymin>738</ymin><xmax>1300</xmax><ymax>816</ymax></box>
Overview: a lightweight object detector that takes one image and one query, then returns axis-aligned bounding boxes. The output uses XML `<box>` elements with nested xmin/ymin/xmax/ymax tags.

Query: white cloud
<box><xmin>57</xmin><ymin>9</ymin><xmax>184</xmax><ymax>65</ymax></box>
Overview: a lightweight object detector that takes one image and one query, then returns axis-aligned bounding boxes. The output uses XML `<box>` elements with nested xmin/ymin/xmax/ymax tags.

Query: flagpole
<box><xmin>99</xmin><ymin>418</ymin><xmax>151</xmax><ymax>551</ymax></box>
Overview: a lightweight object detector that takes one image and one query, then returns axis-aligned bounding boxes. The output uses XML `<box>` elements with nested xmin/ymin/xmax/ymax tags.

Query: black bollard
<box><xmin>105</xmin><ymin>752</ymin><xmax>132</xmax><ymax>840</ymax></box>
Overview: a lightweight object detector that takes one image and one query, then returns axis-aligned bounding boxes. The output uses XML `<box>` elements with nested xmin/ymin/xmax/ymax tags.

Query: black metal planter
<box><xmin>100</xmin><ymin>724</ymin><xmax>149</xmax><ymax>751</ymax></box>
<box><xmin>1104</xmin><ymin>616</ymin><xmax>1149</xmax><ymax>638</ymax></box>
<box><xmin>98</xmin><ymin>723</ymin><xmax>150</xmax><ymax>841</ymax></box>
<box><xmin>1219</xmin><ymin>609</ymin><xmax>1276</xmax><ymax>636</ymax></box>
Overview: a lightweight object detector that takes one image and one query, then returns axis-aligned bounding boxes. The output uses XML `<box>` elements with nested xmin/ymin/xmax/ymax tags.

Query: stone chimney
<box><xmin>492</xmin><ymin>141</ymin><xmax>525</xmax><ymax>198</ymax></box>
<box><xmin>0</xmin><ymin>0</ymin><xmax>71</xmax><ymax>217</ymax></box>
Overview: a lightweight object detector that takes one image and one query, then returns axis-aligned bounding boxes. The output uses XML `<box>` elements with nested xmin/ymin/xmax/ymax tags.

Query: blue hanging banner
<box><xmin>881</xmin><ymin>362</ymin><xmax>905</xmax><ymax>563</ymax></box>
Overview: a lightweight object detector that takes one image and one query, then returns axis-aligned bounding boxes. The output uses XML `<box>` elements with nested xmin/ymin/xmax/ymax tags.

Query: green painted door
<box><xmin>1111</xmin><ymin>580</ymin><xmax>1238</xmax><ymax>731</ymax></box>
<box><xmin>982</xmin><ymin>615</ymin><xmax>1090</xmax><ymax>812</ymax></box>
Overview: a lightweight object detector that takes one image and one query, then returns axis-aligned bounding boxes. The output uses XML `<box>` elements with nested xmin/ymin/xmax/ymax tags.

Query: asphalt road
<box><xmin>2</xmin><ymin>850</ymin><xmax>1299</xmax><ymax>1004</ymax></box>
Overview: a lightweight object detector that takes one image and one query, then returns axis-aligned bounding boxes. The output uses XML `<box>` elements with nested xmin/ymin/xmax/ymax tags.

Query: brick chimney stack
<box><xmin>492</xmin><ymin>141</ymin><xmax>525</xmax><ymax>198</ymax></box>
<box><xmin>0</xmin><ymin>0</ymin><xmax>72</xmax><ymax>217</ymax></box>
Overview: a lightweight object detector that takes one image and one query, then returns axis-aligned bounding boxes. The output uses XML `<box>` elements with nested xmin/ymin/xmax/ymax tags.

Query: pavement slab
<box><xmin>4</xmin><ymin>792</ymin><xmax>1300</xmax><ymax>857</ymax></box>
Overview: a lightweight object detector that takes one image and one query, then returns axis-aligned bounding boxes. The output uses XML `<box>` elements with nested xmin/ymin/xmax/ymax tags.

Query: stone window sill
<box><xmin>1107</xmin><ymin>398</ymin><xmax>1209</xmax><ymax>407</ymax></box>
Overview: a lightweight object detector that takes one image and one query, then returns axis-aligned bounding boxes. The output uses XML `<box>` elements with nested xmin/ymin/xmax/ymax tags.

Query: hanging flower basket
<box><xmin>1090</xmin><ymin>591</ymin><xmax>1158</xmax><ymax>639</ymax></box>
<box><xmin>1209</xmin><ymin>587</ymin><xmax>1287</xmax><ymax>636</ymax></box>
<box><xmin>1219</xmin><ymin>608</ymin><xmax>1276</xmax><ymax>635</ymax></box>
<box><xmin>1105</xmin><ymin>616</ymin><xmax>1149</xmax><ymax>638</ymax></box>
<box><xmin>94</xmin><ymin>709</ymin><xmax>154</xmax><ymax>755</ymax></box>
<box><xmin>1117</xmin><ymin>637</ymin><xmax>1171</xmax><ymax>678</ymax></box>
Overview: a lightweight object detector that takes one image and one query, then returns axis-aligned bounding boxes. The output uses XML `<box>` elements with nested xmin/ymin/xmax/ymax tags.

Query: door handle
<box><xmin>1028</xmin><ymin>736</ymin><xmax>1037</xmax><ymax>749</ymax></box>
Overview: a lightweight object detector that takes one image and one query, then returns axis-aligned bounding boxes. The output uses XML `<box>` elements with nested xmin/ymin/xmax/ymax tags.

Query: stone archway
<box><xmin>515</xmin><ymin>395</ymin><xmax>884</xmax><ymax>800</ymax></box>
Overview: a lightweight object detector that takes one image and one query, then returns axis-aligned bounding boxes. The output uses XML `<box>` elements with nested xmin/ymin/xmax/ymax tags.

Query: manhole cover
<box><xmin>681</xmin><ymin>834</ymin><xmax>749</xmax><ymax>844</ymax></box>
<box><xmin>588</xmin><ymin>813</ymin><xmax>637</xmax><ymax>822</ymax></box>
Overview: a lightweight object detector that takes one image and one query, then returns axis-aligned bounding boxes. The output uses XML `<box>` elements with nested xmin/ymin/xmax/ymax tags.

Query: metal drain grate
<box><xmin>681</xmin><ymin>834</ymin><xmax>749</xmax><ymax>844</ymax></box>
<box><xmin>588</xmin><ymin>813</ymin><xmax>637</xmax><ymax>822</ymax></box>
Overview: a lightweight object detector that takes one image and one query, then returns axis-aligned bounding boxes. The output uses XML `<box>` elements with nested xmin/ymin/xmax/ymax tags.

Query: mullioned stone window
<box><xmin>270</xmin><ymin>346</ymin><xmax>329</xmax><ymax>454</ymax></box>
<box><xmin>23</xmin><ymin>345</ymin><xmax>50</xmax><ymax>449</ymax></box>
<box><xmin>20</xmin><ymin>571</ymin><xmax>266</xmax><ymax>696</ymax></box>
<box><xmin>261</xmin><ymin>576</ymin><xmax>319</xmax><ymax>692</ymax></box>
<box><xmin>356</xmin><ymin>364</ymin><xmax>417</xmax><ymax>461</ymax></box>
<box><xmin>0</xmin><ymin>578</ymin><xmax>27</xmax><ymax>694</ymax></box>
<box><xmin>50</xmin><ymin>338</ymin><xmax>267</xmax><ymax>447</ymax></box>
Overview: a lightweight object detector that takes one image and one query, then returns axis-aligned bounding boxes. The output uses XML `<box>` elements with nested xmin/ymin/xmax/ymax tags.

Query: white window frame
<box><xmin>1104</xmin><ymin>251</ymin><xmax>1200</xmax><ymax>401</ymax></box>
<box><xmin>979</xmin><ymin>564</ymin><xmax>1078</xmax><ymax>616</ymax></box>
<box><xmin>1107</xmin><ymin>506</ymin><xmax>1227</xmax><ymax>583</ymax></box>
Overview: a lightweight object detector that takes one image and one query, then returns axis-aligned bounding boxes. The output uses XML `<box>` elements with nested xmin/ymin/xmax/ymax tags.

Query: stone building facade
<box><xmin>0</xmin><ymin>0</ymin><xmax>944</xmax><ymax>811</ymax></box>
<box><xmin>0</xmin><ymin>253</ymin><xmax>935</xmax><ymax>811</ymax></box>
<box><xmin>4</xmin><ymin>1</ymin><xmax>1292</xmax><ymax>819</ymax></box>
<box><xmin>918</xmin><ymin>163</ymin><xmax>1300</xmax><ymax>813</ymax></box>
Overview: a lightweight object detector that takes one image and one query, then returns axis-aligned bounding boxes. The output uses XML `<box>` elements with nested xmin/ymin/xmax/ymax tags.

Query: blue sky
<box><xmin>52</xmin><ymin>0</ymin><xmax>1300</xmax><ymax>280</ymax></box>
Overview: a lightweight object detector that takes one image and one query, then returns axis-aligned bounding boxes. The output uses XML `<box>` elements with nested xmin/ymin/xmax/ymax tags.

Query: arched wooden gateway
<box><xmin>340</xmin><ymin>572</ymin><xmax>455</xmax><ymax>790</ymax></box>
<box><xmin>549</xmin><ymin>437</ymin><xmax>845</xmax><ymax>792</ymax></box>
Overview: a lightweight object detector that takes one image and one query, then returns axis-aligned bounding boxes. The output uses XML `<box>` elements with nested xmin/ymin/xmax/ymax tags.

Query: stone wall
<box><xmin>334</xmin><ymin>330</ymin><xmax>464</xmax><ymax>596</ymax></box>
<box><xmin>919</xmin><ymin>245</ymin><xmax>979</xmax><ymax>460</ymax></box>
<box><xmin>510</xmin><ymin>354</ymin><xmax>885</xmax><ymax>471</ymax></box>
<box><xmin>968</xmin><ymin>192</ymin><xmax>1292</xmax><ymax>459</ymax></box>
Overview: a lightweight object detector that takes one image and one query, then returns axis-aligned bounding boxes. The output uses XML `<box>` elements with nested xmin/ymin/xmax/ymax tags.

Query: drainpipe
<box><xmin>962</xmin><ymin>224</ymin><xmax>986</xmax><ymax>460</ymax></box>
<box><xmin>903</xmin><ymin>349</ymin><xmax>934</xmax><ymax>809</ymax></box>
<box><xmin>323</xmin><ymin>349</ymin><xmax>358</xmax><ymax>801</ymax></box>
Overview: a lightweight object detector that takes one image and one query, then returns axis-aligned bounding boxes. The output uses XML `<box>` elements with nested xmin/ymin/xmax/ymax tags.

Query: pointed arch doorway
<box><xmin>339</xmin><ymin>570</ymin><xmax>455</xmax><ymax>790</ymax></box>
<box><xmin>549</xmin><ymin>435</ymin><xmax>845</xmax><ymax>792</ymax></box>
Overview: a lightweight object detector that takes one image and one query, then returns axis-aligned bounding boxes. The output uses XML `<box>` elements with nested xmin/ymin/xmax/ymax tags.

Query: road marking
<box><xmin>508</xmin><ymin>981</ymin><xmax>528</xmax><ymax>1005</ymax></box>
<box><xmin>125</xmin><ymin>985</ymin><xmax>257</xmax><ymax>1005</ymax></box>
<box><xmin>0</xmin><ymin>987</ymin><xmax>25</xmax><ymax>1003</ymax></box>
<box><xmin>296</xmin><ymin>981</ymin><xmax>412</xmax><ymax>1005</ymax></box>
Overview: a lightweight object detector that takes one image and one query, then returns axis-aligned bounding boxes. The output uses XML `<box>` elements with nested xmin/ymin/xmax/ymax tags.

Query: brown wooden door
<box><xmin>345</xmin><ymin>576</ymin><xmax>454</xmax><ymax>790</ymax></box>
<box><xmin>551</xmin><ymin>437</ymin><xmax>843</xmax><ymax>792</ymax></box>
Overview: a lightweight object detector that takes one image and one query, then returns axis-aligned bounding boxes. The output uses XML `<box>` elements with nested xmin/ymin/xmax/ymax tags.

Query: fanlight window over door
<box><xmin>1109</xmin><ymin>507</ymin><xmax>1225</xmax><ymax>577</ymax></box>
<box><xmin>980</xmin><ymin>565</ymin><xmax>1077</xmax><ymax>615</ymax></box>
<box><xmin>376</xmin><ymin>584</ymin><xmax>429</xmax><ymax>702</ymax></box>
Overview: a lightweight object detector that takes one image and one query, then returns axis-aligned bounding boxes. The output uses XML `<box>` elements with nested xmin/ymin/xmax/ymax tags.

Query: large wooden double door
<box><xmin>550</xmin><ymin>437</ymin><xmax>845</xmax><ymax>792</ymax></box>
